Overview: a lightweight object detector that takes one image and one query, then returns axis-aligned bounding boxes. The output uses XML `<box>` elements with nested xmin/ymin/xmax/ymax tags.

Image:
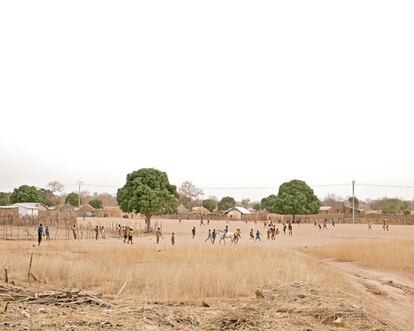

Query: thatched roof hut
<box><xmin>191</xmin><ymin>206</ymin><xmax>211</xmax><ymax>215</ymax></box>
<box><xmin>176</xmin><ymin>204</ymin><xmax>189</xmax><ymax>215</ymax></box>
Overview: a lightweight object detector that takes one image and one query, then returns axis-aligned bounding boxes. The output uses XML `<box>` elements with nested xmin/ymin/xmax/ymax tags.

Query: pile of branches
<box><xmin>0</xmin><ymin>284</ymin><xmax>112</xmax><ymax>308</ymax></box>
<box><xmin>209</xmin><ymin>306</ymin><xmax>269</xmax><ymax>330</ymax></box>
<box><xmin>311</xmin><ymin>304</ymin><xmax>387</xmax><ymax>329</ymax></box>
<box><xmin>136</xmin><ymin>307</ymin><xmax>197</xmax><ymax>328</ymax></box>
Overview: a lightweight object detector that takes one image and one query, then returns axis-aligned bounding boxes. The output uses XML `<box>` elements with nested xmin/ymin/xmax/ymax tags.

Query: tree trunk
<box><xmin>145</xmin><ymin>215</ymin><xmax>152</xmax><ymax>232</ymax></box>
<box><xmin>292</xmin><ymin>214</ymin><xmax>296</xmax><ymax>222</ymax></box>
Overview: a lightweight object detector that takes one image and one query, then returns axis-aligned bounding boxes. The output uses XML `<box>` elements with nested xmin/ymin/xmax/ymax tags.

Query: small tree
<box><xmin>10</xmin><ymin>185</ymin><xmax>42</xmax><ymax>204</ymax></box>
<box><xmin>0</xmin><ymin>192</ymin><xmax>10</xmax><ymax>206</ymax></box>
<box><xmin>241</xmin><ymin>198</ymin><xmax>250</xmax><ymax>208</ymax></box>
<box><xmin>47</xmin><ymin>181</ymin><xmax>64</xmax><ymax>193</ymax></box>
<box><xmin>65</xmin><ymin>192</ymin><xmax>81</xmax><ymax>207</ymax></box>
<box><xmin>202</xmin><ymin>199</ymin><xmax>217</xmax><ymax>212</ymax></box>
<box><xmin>117</xmin><ymin>168</ymin><xmax>178</xmax><ymax>230</ymax></box>
<box><xmin>89</xmin><ymin>199</ymin><xmax>103</xmax><ymax>209</ymax></box>
<box><xmin>38</xmin><ymin>188</ymin><xmax>56</xmax><ymax>207</ymax></box>
<box><xmin>348</xmin><ymin>196</ymin><xmax>360</xmax><ymax>209</ymax></box>
<box><xmin>218</xmin><ymin>196</ymin><xmax>236</xmax><ymax>211</ymax></box>
<box><xmin>273</xmin><ymin>180</ymin><xmax>320</xmax><ymax>220</ymax></box>
<box><xmin>252</xmin><ymin>202</ymin><xmax>261</xmax><ymax>211</ymax></box>
<box><xmin>179</xmin><ymin>181</ymin><xmax>204</xmax><ymax>209</ymax></box>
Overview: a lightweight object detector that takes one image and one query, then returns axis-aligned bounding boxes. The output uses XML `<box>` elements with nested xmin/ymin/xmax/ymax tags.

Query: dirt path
<box><xmin>325</xmin><ymin>260</ymin><xmax>414</xmax><ymax>330</ymax></box>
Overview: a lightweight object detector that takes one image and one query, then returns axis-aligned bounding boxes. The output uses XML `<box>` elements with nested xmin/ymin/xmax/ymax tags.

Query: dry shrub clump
<box><xmin>0</xmin><ymin>241</ymin><xmax>341</xmax><ymax>300</ymax></box>
<box><xmin>309</xmin><ymin>240</ymin><xmax>414</xmax><ymax>275</ymax></box>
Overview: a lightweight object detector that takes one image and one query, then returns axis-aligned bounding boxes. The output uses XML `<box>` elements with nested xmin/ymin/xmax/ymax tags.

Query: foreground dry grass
<box><xmin>308</xmin><ymin>240</ymin><xmax>414</xmax><ymax>276</ymax></box>
<box><xmin>2</xmin><ymin>238</ymin><xmax>412</xmax><ymax>330</ymax></box>
<box><xmin>1</xmin><ymin>240</ymin><xmax>343</xmax><ymax>301</ymax></box>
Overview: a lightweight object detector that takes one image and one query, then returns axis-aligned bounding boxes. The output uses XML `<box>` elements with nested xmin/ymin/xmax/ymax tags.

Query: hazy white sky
<box><xmin>1</xmin><ymin>1</ymin><xmax>413</xmax><ymax>201</ymax></box>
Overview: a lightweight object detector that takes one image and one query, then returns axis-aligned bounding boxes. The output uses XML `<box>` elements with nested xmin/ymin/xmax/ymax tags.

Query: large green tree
<box><xmin>272</xmin><ymin>180</ymin><xmax>320</xmax><ymax>220</ymax></box>
<box><xmin>0</xmin><ymin>192</ymin><xmax>10</xmax><ymax>206</ymax></box>
<box><xmin>9</xmin><ymin>185</ymin><xmax>42</xmax><ymax>204</ymax></box>
<box><xmin>89</xmin><ymin>199</ymin><xmax>103</xmax><ymax>209</ymax></box>
<box><xmin>202</xmin><ymin>199</ymin><xmax>217</xmax><ymax>212</ymax></box>
<box><xmin>218</xmin><ymin>196</ymin><xmax>236</xmax><ymax>211</ymax></box>
<box><xmin>65</xmin><ymin>192</ymin><xmax>81</xmax><ymax>207</ymax></box>
<box><xmin>117</xmin><ymin>168</ymin><xmax>178</xmax><ymax>230</ymax></box>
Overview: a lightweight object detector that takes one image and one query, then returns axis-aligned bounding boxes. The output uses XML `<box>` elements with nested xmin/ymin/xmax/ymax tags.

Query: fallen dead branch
<box><xmin>0</xmin><ymin>284</ymin><xmax>112</xmax><ymax>308</ymax></box>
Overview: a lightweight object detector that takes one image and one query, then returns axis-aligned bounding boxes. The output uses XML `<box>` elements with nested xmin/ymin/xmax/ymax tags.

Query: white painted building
<box><xmin>225</xmin><ymin>206</ymin><xmax>251</xmax><ymax>220</ymax></box>
<box><xmin>10</xmin><ymin>203</ymin><xmax>46</xmax><ymax>218</ymax></box>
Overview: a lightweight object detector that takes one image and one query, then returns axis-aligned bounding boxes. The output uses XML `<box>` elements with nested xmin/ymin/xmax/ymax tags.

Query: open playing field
<box><xmin>1</xmin><ymin>219</ymin><xmax>414</xmax><ymax>330</ymax></box>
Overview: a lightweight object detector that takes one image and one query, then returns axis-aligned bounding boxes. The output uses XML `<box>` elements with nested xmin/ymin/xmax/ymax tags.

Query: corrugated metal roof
<box><xmin>225</xmin><ymin>206</ymin><xmax>251</xmax><ymax>214</ymax></box>
<box><xmin>319</xmin><ymin>206</ymin><xmax>332</xmax><ymax>211</ymax></box>
<box><xmin>12</xmin><ymin>203</ymin><xmax>39</xmax><ymax>209</ymax></box>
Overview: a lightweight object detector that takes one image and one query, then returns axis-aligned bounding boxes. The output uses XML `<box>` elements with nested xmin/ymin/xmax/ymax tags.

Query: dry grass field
<box><xmin>0</xmin><ymin>241</ymin><xmax>342</xmax><ymax>300</ymax></box>
<box><xmin>1</xmin><ymin>219</ymin><xmax>414</xmax><ymax>330</ymax></box>
<box><xmin>308</xmin><ymin>240</ymin><xmax>414</xmax><ymax>276</ymax></box>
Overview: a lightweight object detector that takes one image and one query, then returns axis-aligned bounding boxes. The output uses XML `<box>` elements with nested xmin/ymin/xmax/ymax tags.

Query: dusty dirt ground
<box><xmin>1</xmin><ymin>219</ymin><xmax>414</xmax><ymax>330</ymax></box>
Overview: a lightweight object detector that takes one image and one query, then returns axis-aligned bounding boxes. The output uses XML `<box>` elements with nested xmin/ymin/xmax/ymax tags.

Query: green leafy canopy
<box><xmin>218</xmin><ymin>196</ymin><xmax>236</xmax><ymax>211</ymax></box>
<box><xmin>9</xmin><ymin>185</ymin><xmax>42</xmax><ymax>204</ymax></box>
<box><xmin>117</xmin><ymin>168</ymin><xmax>178</xmax><ymax>218</ymax></box>
<box><xmin>65</xmin><ymin>192</ymin><xmax>80</xmax><ymax>207</ymax></box>
<box><xmin>263</xmin><ymin>180</ymin><xmax>320</xmax><ymax>216</ymax></box>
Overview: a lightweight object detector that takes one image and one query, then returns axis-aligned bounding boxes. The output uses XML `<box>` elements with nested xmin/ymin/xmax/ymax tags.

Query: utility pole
<box><xmin>352</xmin><ymin>180</ymin><xmax>355</xmax><ymax>224</ymax></box>
<box><xmin>77</xmin><ymin>181</ymin><xmax>83</xmax><ymax>208</ymax></box>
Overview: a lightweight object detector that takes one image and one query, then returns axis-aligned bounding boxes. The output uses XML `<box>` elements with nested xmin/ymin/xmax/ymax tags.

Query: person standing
<box><xmin>155</xmin><ymin>227</ymin><xmax>162</xmax><ymax>244</ymax></box>
<box><xmin>45</xmin><ymin>225</ymin><xmax>50</xmax><ymax>241</ymax></box>
<box><xmin>123</xmin><ymin>226</ymin><xmax>128</xmax><ymax>243</ymax></box>
<box><xmin>249</xmin><ymin>228</ymin><xmax>254</xmax><ymax>240</ymax></box>
<box><xmin>95</xmin><ymin>225</ymin><xmax>99</xmax><ymax>240</ymax></box>
<box><xmin>127</xmin><ymin>227</ymin><xmax>134</xmax><ymax>244</ymax></box>
<box><xmin>37</xmin><ymin>223</ymin><xmax>44</xmax><ymax>246</ymax></box>
<box><xmin>72</xmin><ymin>224</ymin><xmax>78</xmax><ymax>240</ymax></box>
<box><xmin>192</xmin><ymin>226</ymin><xmax>196</xmax><ymax>239</ymax></box>
<box><xmin>171</xmin><ymin>232</ymin><xmax>175</xmax><ymax>246</ymax></box>
<box><xmin>283</xmin><ymin>223</ymin><xmax>287</xmax><ymax>235</ymax></box>
<box><xmin>288</xmin><ymin>223</ymin><xmax>293</xmax><ymax>236</ymax></box>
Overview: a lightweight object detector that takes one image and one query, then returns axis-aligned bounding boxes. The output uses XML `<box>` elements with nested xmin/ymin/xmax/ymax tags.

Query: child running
<box><xmin>127</xmin><ymin>227</ymin><xmax>134</xmax><ymax>244</ymax></box>
<box><xmin>205</xmin><ymin>229</ymin><xmax>212</xmax><ymax>242</ymax></box>
<box><xmin>249</xmin><ymin>228</ymin><xmax>254</xmax><ymax>240</ymax></box>
<box><xmin>211</xmin><ymin>229</ymin><xmax>217</xmax><ymax>244</ymax></box>
<box><xmin>255</xmin><ymin>230</ymin><xmax>262</xmax><ymax>241</ymax></box>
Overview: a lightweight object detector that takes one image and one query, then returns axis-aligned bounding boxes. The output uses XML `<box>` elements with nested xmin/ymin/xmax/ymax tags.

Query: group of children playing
<box><xmin>250</xmin><ymin>220</ymin><xmax>293</xmax><ymax>240</ymax></box>
<box><xmin>118</xmin><ymin>225</ymin><xmax>134</xmax><ymax>244</ymax></box>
